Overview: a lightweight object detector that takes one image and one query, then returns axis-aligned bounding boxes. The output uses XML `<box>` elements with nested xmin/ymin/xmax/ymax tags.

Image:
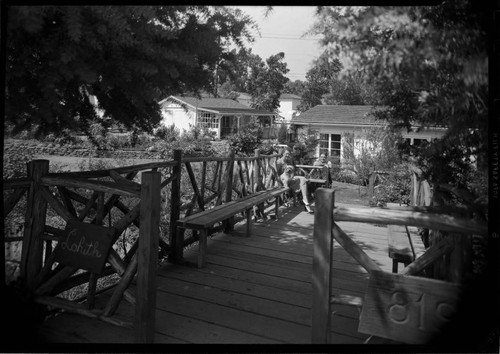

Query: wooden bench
<box><xmin>295</xmin><ymin>165</ymin><xmax>330</xmax><ymax>189</ymax></box>
<box><xmin>307</xmin><ymin>178</ymin><xmax>327</xmax><ymax>186</ymax></box>
<box><xmin>387</xmin><ymin>225</ymin><xmax>416</xmax><ymax>273</ymax></box>
<box><xmin>176</xmin><ymin>187</ymin><xmax>290</xmax><ymax>268</ymax></box>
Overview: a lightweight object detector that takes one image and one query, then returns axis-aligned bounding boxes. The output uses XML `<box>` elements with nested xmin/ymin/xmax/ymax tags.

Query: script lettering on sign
<box><xmin>54</xmin><ymin>220</ymin><xmax>115</xmax><ymax>274</ymax></box>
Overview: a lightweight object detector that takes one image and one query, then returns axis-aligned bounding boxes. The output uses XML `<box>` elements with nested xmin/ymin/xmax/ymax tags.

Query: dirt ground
<box><xmin>329</xmin><ymin>181</ymin><xmax>370</xmax><ymax>206</ymax></box>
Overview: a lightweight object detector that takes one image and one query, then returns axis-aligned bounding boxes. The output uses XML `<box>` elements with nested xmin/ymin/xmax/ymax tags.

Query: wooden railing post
<box><xmin>254</xmin><ymin>149</ymin><xmax>262</xmax><ymax>191</ymax></box>
<box><xmin>21</xmin><ymin>159</ymin><xmax>49</xmax><ymax>291</ymax></box>
<box><xmin>136</xmin><ymin>171</ymin><xmax>161</xmax><ymax>343</ymax></box>
<box><xmin>311</xmin><ymin>188</ymin><xmax>335</xmax><ymax>344</ymax></box>
<box><xmin>169</xmin><ymin>150</ymin><xmax>182</xmax><ymax>263</ymax></box>
<box><xmin>223</xmin><ymin>151</ymin><xmax>235</xmax><ymax>233</ymax></box>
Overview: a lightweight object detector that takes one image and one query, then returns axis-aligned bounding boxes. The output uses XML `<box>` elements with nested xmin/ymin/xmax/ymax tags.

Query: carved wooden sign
<box><xmin>359</xmin><ymin>270</ymin><xmax>462</xmax><ymax>344</ymax></box>
<box><xmin>54</xmin><ymin>220</ymin><xmax>115</xmax><ymax>274</ymax></box>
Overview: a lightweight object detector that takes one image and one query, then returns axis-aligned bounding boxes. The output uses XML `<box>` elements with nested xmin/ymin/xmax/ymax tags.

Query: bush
<box><xmin>154</xmin><ymin>125</ymin><xmax>181</xmax><ymax>142</ymax></box>
<box><xmin>369</xmin><ymin>167</ymin><xmax>412</xmax><ymax>206</ymax></box>
<box><xmin>227</xmin><ymin>121</ymin><xmax>263</xmax><ymax>155</ymax></box>
<box><xmin>332</xmin><ymin>169</ymin><xmax>358</xmax><ymax>184</ymax></box>
<box><xmin>292</xmin><ymin>127</ymin><xmax>319</xmax><ymax>164</ymax></box>
<box><xmin>277</xmin><ymin>123</ymin><xmax>288</xmax><ymax>144</ymax></box>
<box><xmin>151</xmin><ymin>125</ymin><xmax>216</xmax><ymax>158</ymax></box>
<box><xmin>107</xmin><ymin>134</ymin><xmax>131</xmax><ymax>149</ymax></box>
<box><xmin>342</xmin><ymin>127</ymin><xmax>403</xmax><ymax>186</ymax></box>
<box><xmin>258</xmin><ymin>142</ymin><xmax>276</xmax><ymax>155</ymax></box>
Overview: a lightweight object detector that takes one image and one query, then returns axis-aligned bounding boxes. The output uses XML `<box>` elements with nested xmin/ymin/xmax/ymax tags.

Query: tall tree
<box><xmin>283</xmin><ymin>80</ymin><xmax>307</xmax><ymax>97</ymax></box>
<box><xmin>244</xmin><ymin>52</ymin><xmax>290</xmax><ymax>112</ymax></box>
<box><xmin>5</xmin><ymin>6</ymin><xmax>255</xmax><ymax>137</ymax></box>
<box><xmin>325</xmin><ymin>70</ymin><xmax>380</xmax><ymax>105</ymax></box>
<box><xmin>297</xmin><ymin>51</ymin><xmax>342</xmax><ymax>112</ymax></box>
<box><xmin>310</xmin><ymin>3</ymin><xmax>488</xmax><ymax>201</ymax></box>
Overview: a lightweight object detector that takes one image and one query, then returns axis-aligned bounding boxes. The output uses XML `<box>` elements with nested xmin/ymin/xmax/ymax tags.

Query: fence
<box><xmin>311</xmin><ymin>188</ymin><xmax>487</xmax><ymax>344</ymax></box>
<box><xmin>3</xmin><ymin>149</ymin><xmax>283</xmax><ymax>342</ymax></box>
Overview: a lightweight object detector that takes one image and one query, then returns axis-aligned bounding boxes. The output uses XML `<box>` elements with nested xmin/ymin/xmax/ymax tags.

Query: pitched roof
<box><xmin>161</xmin><ymin>96</ymin><xmax>275</xmax><ymax>116</ymax></box>
<box><xmin>280</xmin><ymin>93</ymin><xmax>302</xmax><ymax>100</ymax></box>
<box><xmin>291</xmin><ymin>105</ymin><xmax>380</xmax><ymax>125</ymax></box>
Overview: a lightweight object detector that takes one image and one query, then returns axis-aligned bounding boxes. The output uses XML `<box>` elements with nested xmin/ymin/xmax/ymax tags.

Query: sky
<box><xmin>232</xmin><ymin>6</ymin><xmax>324</xmax><ymax>82</ymax></box>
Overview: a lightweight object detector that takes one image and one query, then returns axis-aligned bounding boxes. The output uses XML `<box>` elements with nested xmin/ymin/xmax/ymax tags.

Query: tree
<box><xmin>325</xmin><ymin>70</ymin><xmax>380</xmax><ymax>105</ymax></box>
<box><xmin>342</xmin><ymin>126</ymin><xmax>403</xmax><ymax>185</ymax></box>
<box><xmin>227</xmin><ymin>120</ymin><xmax>263</xmax><ymax>155</ymax></box>
<box><xmin>5</xmin><ymin>6</ymin><xmax>255</xmax><ymax>137</ymax></box>
<box><xmin>245</xmin><ymin>52</ymin><xmax>290</xmax><ymax>112</ymax></box>
<box><xmin>310</xmin><ymin>3</ymin><xmax>489</xmax><ymax>203</ymax></box>
<box><xmin>297</xmin><ymin>51</ymin><xmax>342</xmax><ymax>112</ymax></box>
<box><xmin>214</xmin><ymin>47</ymin><xmax>254</xmax><ymax>97</ymax></box>
<box><xmin>215</xmin><ymin>48</ymin><xmax>290</xmax><ymax>114</ymax></box>
<box><xmin>283</xmin><ymin>80</ymin><xmax>307</xmax><ymax>97</ymax></box>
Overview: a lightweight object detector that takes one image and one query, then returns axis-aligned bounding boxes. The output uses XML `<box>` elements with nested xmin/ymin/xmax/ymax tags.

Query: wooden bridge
<box><xmin>3</xmin><ymin>150</ymin><xmax>488</xmax><ymax>346</ymax></box>
<box><xmin>37</xmin><ymin>201</ymin><xmax>411</xmax><ymax>344</ymax></box>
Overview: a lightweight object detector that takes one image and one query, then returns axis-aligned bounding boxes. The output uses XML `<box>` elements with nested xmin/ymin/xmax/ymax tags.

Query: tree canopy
<box><xmin>283</xmin><ymin>80</ymin><xmax>307</xmax><ymax>98</ymax></box>
<box><xmin>297</xmin><ymin>51</ymin><xmax>342</xmax><ymax>112</ymax></box>
<box><xmin>310</xmin><ymin>2</ymin><xmax>489</xmax><ymax>200</ymax></box>
<box><xmin>245</xmin><ymin>52</ymin><xmax>289</xmax><ymax>112</ymax></box>
<box><xmin>5</xmin><ymin>6</ymin><xmax>256</xmax><ymax>137</ymax></box>
<box><xmin>216</xmin><ymin>49</ymin><xmax>290</xmax><ymax>113</ymax></box>
<box><xmin>325</xmin><ymin>70</ymin><xmax>380</xmax><ymax>105</ymax></box>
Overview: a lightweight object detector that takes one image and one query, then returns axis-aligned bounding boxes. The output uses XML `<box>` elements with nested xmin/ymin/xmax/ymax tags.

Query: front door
<box><xmin>220</xmin><ymin>116</ymin><xmax>236</xmax><ymax>138</ymax></box>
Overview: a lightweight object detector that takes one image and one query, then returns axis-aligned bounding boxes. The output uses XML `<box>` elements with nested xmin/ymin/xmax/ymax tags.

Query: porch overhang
<box><xmin>197</xmin><ymin>107</ymin><xmax>276</xmax><ymax>117</ymax></box>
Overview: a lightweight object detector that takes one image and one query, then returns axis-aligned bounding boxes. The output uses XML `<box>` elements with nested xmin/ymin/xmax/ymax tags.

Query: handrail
<box><xmin>295</xmin><ymin>164</ymin><xmax>323</xmax><ymax>169</ymax></box>
<box><xmin>41</xmin><ymin>176</ymin><xmax>140</xmax><ymax>198</ymax></box>
<box><xmin>331</xmin><ymin>222</ymin><xmax>382</xmax><ymax>274</ymax></box>
<box><xmin>311</xmin><ymin>188</ymin><xmax>487</xmax><ymax>344</ymax></box>
<box><xmin>35</xmin><ymin>152</ymin><xmax>281</xmax><ymax>179</ymax></box>
<box><xmin>4</xmin><ymin>148</ymin><xmax>284</xmax><ymax>343</ymax></box>
<box><xmin>333</xmin><ymin>206</ymin><xmax>487</xmax><ymax>236</ymax></box>
<box><xmin>3</xmin><ymin>177</ymin><xmax>32</xmax><ymax>190</ymax></box>
<box><xmin>46</xmin><ymin>160</ymin><xmax>178</xmax><ymax>179</ymax></box>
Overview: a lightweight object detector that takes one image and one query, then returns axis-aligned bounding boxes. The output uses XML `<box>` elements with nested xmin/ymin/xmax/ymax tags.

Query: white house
<box><xmin>277</xmin><ymin>93</ymin><xmax>302</xmax><ymax>123</ymax></box>
<box><xmin>291</xmin><ymin>105</ymin><xmax>447</xmax><ymax>162</ymax></box>
<box><xmin>159</xmin><ymin>95</ymin><xmax>276</xmax><ymax>140</ymax></box>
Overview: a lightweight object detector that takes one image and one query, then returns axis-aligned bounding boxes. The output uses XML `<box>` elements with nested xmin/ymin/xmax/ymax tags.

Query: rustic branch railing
<box><xmin>3</xmin><ymin>148</ymin><xmax>283</xmax><ymax>343</ymax></box>
<box><xmin>311</xmin><ymin>188</ymin><xmax>486</xmax><ymax>344</ymax></box>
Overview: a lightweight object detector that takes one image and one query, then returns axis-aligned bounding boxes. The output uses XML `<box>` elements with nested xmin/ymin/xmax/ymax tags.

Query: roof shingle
<box><xmin>162</xmin><ymin>96</ymin><xmax>275</xmax><ymax>116</ymax></box>
<box><xmin>291</xmin><ymin>105</ymin><xmax>379</xmax><ymax>125</ymax></box>
<box><xmin>280</xmin><ymin>93</ymin><xmax>302</xmax><ymax>100</ymax></box>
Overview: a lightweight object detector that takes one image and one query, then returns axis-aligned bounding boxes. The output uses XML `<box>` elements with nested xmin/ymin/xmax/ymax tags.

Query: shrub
<box><xmin>227</xmin><ymin>121</ymin><xmax>263</xmax><ymax>155</ymax></box>
<box><xmin>258</xmin><ymin>142</ymin><xmax>276</xmax><ymax>155</ymax></box>
<box><xmin>332</xmin><ymin>169</ymin><xmax>358</xmax><ymax>184</ymax></box>
<box><xmin>277</xmin><ymin>123</ymin><xmax>288</xmax><ymax>144</ymax></box>
<box><xmin>107</xmin><ymin>134</ymin><xmax>131</xmax><ymax>150</ymax></box>
<box><xmin>342</xmin><ymin>127</ymin><xmax>404</xmax><ymax>186</ymax></box>
<box><xmin>151</xmin><ymin>125</ymin><xmax>215</xmax><ymax>158</ymax></box>
<box><xmin>292</xmin><ymin>127</ymin><xmax>319</xmax><ymax>164</ymax></box>
<box><xmin>369</xmin><ymin>167</ymin><xmax>412</xmax><ymax>206</ymax></box>
<box><xmin>154</xmin><ymin>124</ymin><xmax>180</xmax><ymax>142</ymax></box>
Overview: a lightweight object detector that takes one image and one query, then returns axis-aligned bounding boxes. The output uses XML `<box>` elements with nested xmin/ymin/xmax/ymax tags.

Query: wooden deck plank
<box><xmin>37</xmin><ymin>204</ymin><xmax>412</xmax><ymax>344</ymax></box>
<box><xmin>156</xmin><ymin>291</ymin><xmax>310</xmax><ymax>343</ymax></box>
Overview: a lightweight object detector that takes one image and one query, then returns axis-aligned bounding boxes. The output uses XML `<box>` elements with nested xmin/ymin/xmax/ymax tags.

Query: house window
<box><xmin>319</xmin><ymin>133</ymin><xmax>342</xmax><ymax>157</ymax></box>
<box><xmin>198</xmin><ymin>112</ymin><xmax>219</xmax><ymax>129</ymax></box>
<box><xmin>412</xmin><ymin>138</ymin><xmax>429</xmax><ymax>146</ymax></box>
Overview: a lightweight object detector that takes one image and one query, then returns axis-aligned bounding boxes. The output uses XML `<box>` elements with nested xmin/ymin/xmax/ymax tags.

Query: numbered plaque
<box><xmin>359</xmin><ymin>270</ymin><xmax>462</xmax><ymax>344</ymax></box>
<box><xmin>54</xmin><ymin>220</ymin><xmax>116</xmax><ymax>274</ymax></box>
